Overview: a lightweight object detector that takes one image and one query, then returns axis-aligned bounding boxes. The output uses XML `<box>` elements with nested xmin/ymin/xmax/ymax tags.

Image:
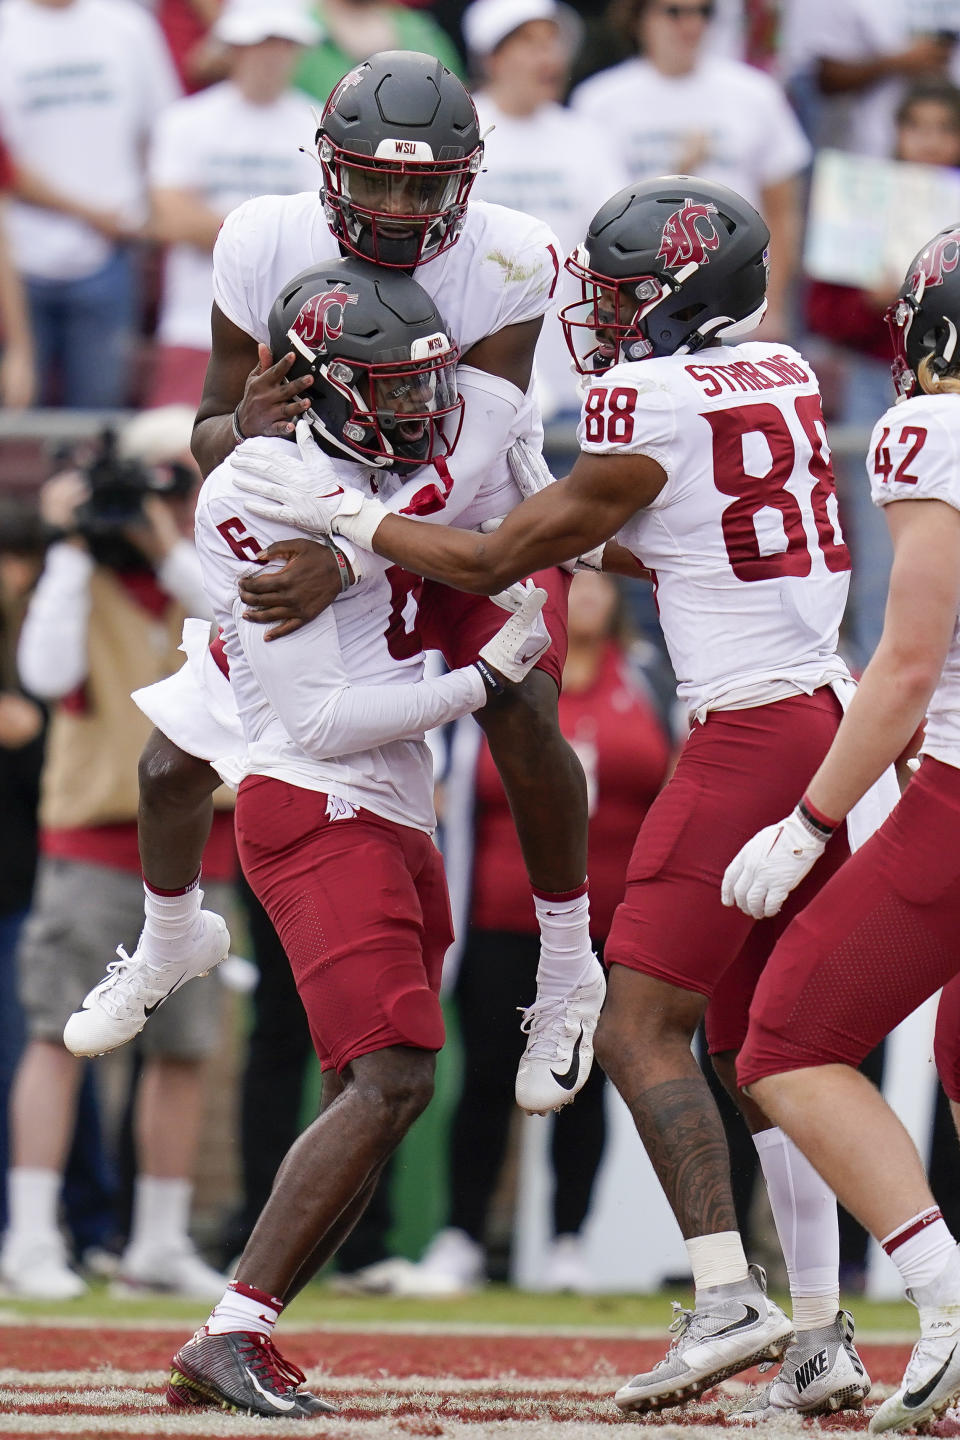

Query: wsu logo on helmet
<box><xmin>911</xmin><ymin>229</ymin><xmax>960</xmax><ymax>292</ymax></box>
<box><xmin>657</xmin><ymin>199</ymin><xmax>721</xmax><ymax>269</ymax></box>
<box><xmin>292</xmin><ymin>288</ymin><xmax>359</xmax><ymax>353</ymax></box>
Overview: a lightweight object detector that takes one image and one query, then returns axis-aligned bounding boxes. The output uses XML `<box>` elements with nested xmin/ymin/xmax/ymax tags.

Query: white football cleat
<box><xmin>870</xmin><ymin>1248</ymin><xmax>960</xmax><ymax>1433</ymax></box>
<box><xmin>736</xmin><ymin>1310</ymin><xmax>871</xmax><ymax>1419</ymax></box>
<box><xmin>63</xmin><ymin>910</ymin><xmax>229</xmax><ymax>1057</ymax></box>
<box><xmin>515</xmin><ymin>967</ymin><xmax>605</xmax><ymax>1115</ymax></box>
<box><xmin>615</xmin><ymin>1266</ymin><xmax>795</xmax><ymax>1413</ymax></box>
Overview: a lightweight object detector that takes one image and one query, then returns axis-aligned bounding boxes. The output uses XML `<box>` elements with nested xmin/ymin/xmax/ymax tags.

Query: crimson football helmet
<box><xmin>317</xmin><ymin>51</ymin><xmax>483</xmax><ymax>270</ymax></box>
<box><xmin>886</xmin><ymin>225</ymin><xmax>960</xmax><ymax>399</ymax></box>
<box><xmin>268</xmin><ymin>257</ymin><xmax>463</xmax><ymax>474</ymax></box>
<box><xmin>561</xmin><ymin>176</ymin><xmax>770</xmax><ymax>374</ymax></box>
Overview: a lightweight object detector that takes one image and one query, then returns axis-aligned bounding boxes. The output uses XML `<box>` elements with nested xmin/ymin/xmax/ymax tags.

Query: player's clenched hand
<box><xmin>233</xmin><ymin>420</ymin><xmax>368</xmax><ymax>535</ymax></box>
<box><xmin>721</xmin><ymin>810</ymin><xmax>827</xmax><ymax>920</ymax></box>
<box><xmin>477</xmin><ymin>580</ymin><xmax>550</xmax><ymax>686</ymax></box>
<box><xmin>239</xmin><ymin>538</ymin><xmax>343</xmax><ymax>640</ymax></box>
<box><xmin>234</xmin><ymin>346</ymin><xmax>314</xmax><ymax>440</ymax></box>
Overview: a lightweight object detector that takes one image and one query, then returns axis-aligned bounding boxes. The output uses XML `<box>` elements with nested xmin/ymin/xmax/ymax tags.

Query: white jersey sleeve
<box><xmin>866</xmin><ymin>392</ymin><xmax>960</xmax><ymax>772</ymax></box>
<box><xmin>577</xmin><ymin>369</ymin><xmax>678</xmax><ymax>484</ymax></box>
<box><xmin>211</xmin><ymin>199</ymin><xmax>271</xmax><ymax>341</ymax></box>
<box><xmin>868</xmin><ymin>394</ymin><xmax>960</xmax><ymax>511</ymax></box>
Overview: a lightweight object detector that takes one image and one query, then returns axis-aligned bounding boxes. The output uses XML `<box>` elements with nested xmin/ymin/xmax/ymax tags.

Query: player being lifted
<box><xmin>724</xmin><ymin>225</ymin><xmax>960</xmax><ymax>1435</ymax></box>
<box><xmin>236</xmin><ymin>176</ymin><xmax>895</xmax><ymax>1416</ymax></box>
<box><xmin>157</xmin><ymin>257</ymin><xmax>552</xmax><ymax>1417</ymax></box>
<box><xmin>64</xmin><ymin>52</ymin><xmax>606</xmax><ymax>1115</ymax></box>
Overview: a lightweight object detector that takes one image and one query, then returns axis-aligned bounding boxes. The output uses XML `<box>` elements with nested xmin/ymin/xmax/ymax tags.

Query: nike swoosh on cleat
<box><xmin>903</xmin><ymin>1345</ymin><xmax>957</xmax><ymax>1408</ymax></box>
<box><xmin>709</xmin><ymin>1304</ymin><xmax>761</xmax><ymax>1338</ymax></box>
<box><xmin>245</xmin><ymin>1369</ymin><xmax>296</xmax><ymax>1412</ymax></box>
<box><xmin>551</xmin><ymin>1026</ymin><xmax>584</xmax><ymax>1090</ymax></box>
<box><xmin>143</xmin><ymin>972</ymin><xmax>188</xmax><ymax>1018</ymax></box>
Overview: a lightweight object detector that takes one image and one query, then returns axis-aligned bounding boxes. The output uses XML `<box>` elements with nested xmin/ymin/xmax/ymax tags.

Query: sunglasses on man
<box><xmin>654</xmin><ymin>2</ymin><xmax>715</xmax><ymax>18</ymax></box>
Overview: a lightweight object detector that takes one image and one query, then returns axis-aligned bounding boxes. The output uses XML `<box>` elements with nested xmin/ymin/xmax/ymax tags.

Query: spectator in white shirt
<box><xmin>570</xmin><ymin>0</ymin><xmax>811</xmax><ymax>338</ymax></box>
<box><xmin>779</xmin><ymin>0</ymin><xmax>956</xmax><ymax>158</ymax></box>
<box><xmin>0</xmin><ymin>0</ymin><xmax>181</xmax><ymax>408</ymax></box>
<box><xmin>463</xmin><ymin>0</ymin><xmax>628</xmax><ymax>418</ymax></box>
<box><xmin>148</xmin><ymin>0</ymin><xmax>321</xmax><ymax>407</ymax></box>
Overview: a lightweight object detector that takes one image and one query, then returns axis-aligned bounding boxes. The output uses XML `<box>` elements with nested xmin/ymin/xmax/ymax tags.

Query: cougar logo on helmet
<box><xmin>657</xmin><ymin>200</ymin><xmax>721</xmax><ymax>269</ymax></box>
<box><xmin>292</xmin><ymin>288</ymin><xmax>359</xmax><ymax>353</ymax></box>
<box><xmin>325</xmin><ymin>65</ymin><xmax>365</xmax><ymax>116</ymax></box>
<box><xmin>910</xmin><ymin>229</ymin><xmax>960</xmax><ymax>291</ymax></box>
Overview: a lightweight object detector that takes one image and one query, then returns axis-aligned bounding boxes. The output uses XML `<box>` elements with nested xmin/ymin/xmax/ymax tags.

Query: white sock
<box><xmin>141</xmin><ymin>874</ymin><xmax>203</xmax><ymax>969</ymax></box>
<box><xmin>126</xmin><ymin>1175</ymin><xmax>192</xmax><ymax>1256</ymax></box>
<box><xmin>882</xmin><ymin>1208</ymin><xmax>958</xmax><ymax>1292</ymax></box>
<box><xmin>6</xmin><ymin>1168</ymin><xmax>61</xmax><ymax>1243</ymax></box>
<box><xmin>686</xmin><ymin>1231</ymin><xmax>749</xmax><ymax>1292</ymax></box>
<box><xmin>532</xmin><ymin>882</ymin><xmax>595</xmax><ymax>996</ymax></box>
<box><xmin>206</xmin><ymin>1280</ymin><xmax>283</xmax><ymax>1338</ymax></box>
<box><xmin>754</xmin><ymin>1126</ymin><xmax>839</xmax><ymax>1330</ymax></box>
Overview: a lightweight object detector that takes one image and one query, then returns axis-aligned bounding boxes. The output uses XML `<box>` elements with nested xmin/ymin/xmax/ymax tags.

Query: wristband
<box><xmin>797</xmin><ymin>793</ymin><xmax>840</xmax><ymax>840</ymax></box>
<box><xmin>474</xmin><ymin>658</ymin><xmax>505</xmax><ymax>698</ymax></box>
<box><xmin>319</xmin><ymin>536</ymin><xmax>353</xmax><ymax>593</ymax></box>
<box><xmin>231</xmin><ymin>405</ymin><xmax>247</xmax><ymax>446</ymax></box>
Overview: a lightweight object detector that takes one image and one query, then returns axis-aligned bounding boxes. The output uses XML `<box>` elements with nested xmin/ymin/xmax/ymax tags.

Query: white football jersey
<box><xmin>869</xmin><ymin>391</ymin><xmax>960</xmax><ymax>771</ymax></box>
<box><xmin>213</xmin><ymin>193</ymin><xmax>561</xmax><ymax>526</ymax></box>
<box><xmin>578</xmin><ymin>341</ymin><xmax>852</xmax><ymax>718</ymax></box>
<box><xmin>194</xmin><ymin>438</ymin><xmax>486</xmax><ymax>831</ymax></box>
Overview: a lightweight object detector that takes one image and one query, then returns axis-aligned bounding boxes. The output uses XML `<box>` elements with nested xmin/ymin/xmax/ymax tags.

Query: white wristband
<box><xmin>332</xmin><ymin>496</ymin><xmax>388</xmax><ymax>552</ymax></box>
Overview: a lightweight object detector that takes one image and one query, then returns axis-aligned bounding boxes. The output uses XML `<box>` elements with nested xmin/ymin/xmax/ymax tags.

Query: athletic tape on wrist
<box><xmin>333</xmin><ymin>498</ymin><xmax>386</xmax><ymax>552</ymax></box>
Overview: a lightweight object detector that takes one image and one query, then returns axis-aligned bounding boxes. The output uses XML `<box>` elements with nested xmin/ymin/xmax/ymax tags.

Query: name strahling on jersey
<box><xmin>685</xmin><ymin>353</ymin><xmax>810</xmax><ymax>399</ymax></box>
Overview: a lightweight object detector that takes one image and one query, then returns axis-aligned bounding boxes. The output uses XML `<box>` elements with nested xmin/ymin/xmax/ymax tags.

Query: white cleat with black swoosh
<box><xmin>514</xmin><ymin>965</ymin><xmax>605</xmax><ymax>1115</ymax></box>
<box><xmin>63</xmin><ymin>908</ymin><xmax>229</xmax><ymax>1056</ymax></box>
<box><xmin>870</xmin><ymin>1247</ymin><xmax>960</xmax><ymax>1433</ymax></box>
<box><xmin>615</xmin><ymin>1265</ymin><xmax>795</xmax><ymax>1413</ymax></box>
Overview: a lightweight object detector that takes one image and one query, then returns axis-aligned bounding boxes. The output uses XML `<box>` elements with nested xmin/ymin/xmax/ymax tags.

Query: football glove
<box><xmin>506</xmin><ymin>436</ymin><xmax>604</xmax><ymax>574</ymax></box>
<box><xmin>478</xmin><ymin>579</ymin><xmax>550</xmax><ymax>685</ymax></box>
<box><xmin>721</xmin><ymin>808</ymin><xmax>827</xmax><ymax>920</ymax></box>
<box><xmin>232</xmin><ymin>420</ymin><xmax>371</xmax><ymax>537</ymax></box>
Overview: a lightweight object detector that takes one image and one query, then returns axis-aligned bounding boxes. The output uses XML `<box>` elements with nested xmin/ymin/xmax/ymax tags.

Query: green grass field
<box><xmin>0</xmin><ymin>1279</ymin><xmax>919</xmax><ymax>1334</ymax></box>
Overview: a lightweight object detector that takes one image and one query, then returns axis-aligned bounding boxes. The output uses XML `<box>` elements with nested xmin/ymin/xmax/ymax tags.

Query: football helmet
<box><xmin>561</xmin><ymin>176</ymin><xmax>770</xmax><ymax>374</ymax></box>
<box><xmin>886</xmin><ymin>225</ymin><xmax>960</xmax><ymax>399</ymax></box>
<box><xmin>268</xmin><ymin>257</ymin><xmax>463</xmax><ymax>474</ymax></box>
<box><xmin>317</xmin><ymin>51</ymin><xmax>483</xmax><ymax>269</ymax></box>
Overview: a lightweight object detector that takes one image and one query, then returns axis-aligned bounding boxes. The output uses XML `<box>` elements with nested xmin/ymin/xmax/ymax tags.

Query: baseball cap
<box><xmin>461</xmin><ymin>0</ymin><xmax>580</xmax><ymax>58</ymax></box>
<box><xmin>214</xmin><ymin>0</ymin><xmax>321</xmax><ymax>48</ymax></box>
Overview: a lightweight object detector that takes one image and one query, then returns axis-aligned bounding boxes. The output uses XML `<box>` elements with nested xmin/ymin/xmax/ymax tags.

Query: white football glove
<box><xmin>507</xmin><ymin>435</ymin><xmax>604</xmax><ymax>574</ymax></box>
<box><xmin>507</xmin><ymin>435</ymin><xmax>556</xmax><ymax>499</ymax></box>
<box><xmin>721</xmin><ymin>809</ymin><xmax>827</xmax><ymax>920</ymax></box>
<box><xmin>232</xmin><ymin>420</ymin><xmax>370</xmax><ymax>537</ymax></box>
<box><xmin>477</xmin><ymin>579</ymin><xmax>550</xmax><ymax>684</ymax></box>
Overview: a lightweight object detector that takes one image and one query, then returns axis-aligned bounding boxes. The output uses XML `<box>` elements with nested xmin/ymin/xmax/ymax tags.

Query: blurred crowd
<box><xmin>2</xmin><ymin>0</ymin><xmax>960</xmax><ymax>1298</ymax></box>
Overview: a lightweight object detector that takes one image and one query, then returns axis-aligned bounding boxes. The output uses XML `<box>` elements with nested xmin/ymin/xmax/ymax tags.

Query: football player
<box><xmin>235</xmin><ymin>175</ymin><xmax>892</xmax><ymax>1416</ymax></box>
<box><xmin>139</xmin><ymin>258</ymin><xmax>551</xmax><ymax>1417</ymax></box>
<box><xmin>75</xmin><ymin>51</ymin><xmax>606</xmax><ymax>1117</ymax></box>
<box><xmin>724</xmin><ymin>225</ymin><xmax>960</xmax><ymax>1434</ymax></box>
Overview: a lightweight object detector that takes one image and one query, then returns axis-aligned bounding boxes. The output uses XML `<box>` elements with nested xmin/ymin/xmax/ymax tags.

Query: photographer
<box><xmin>0</xmin><ymin>414</ymin><xmax>232</xmax><ymax>1301</ymax></box>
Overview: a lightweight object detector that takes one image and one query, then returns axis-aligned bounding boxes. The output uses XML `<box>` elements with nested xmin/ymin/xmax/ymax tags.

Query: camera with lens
<box><xmin>71</xmin><ymin>429</ymin><xmax>195</xmax><ymax>571</ymax></box>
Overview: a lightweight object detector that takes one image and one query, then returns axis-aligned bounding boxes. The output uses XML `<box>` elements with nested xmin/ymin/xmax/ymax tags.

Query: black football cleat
<box><xmin>167</xmin><ymin>1329</ymin><xmax>337</xmax><ymax>1418</ymax></box>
